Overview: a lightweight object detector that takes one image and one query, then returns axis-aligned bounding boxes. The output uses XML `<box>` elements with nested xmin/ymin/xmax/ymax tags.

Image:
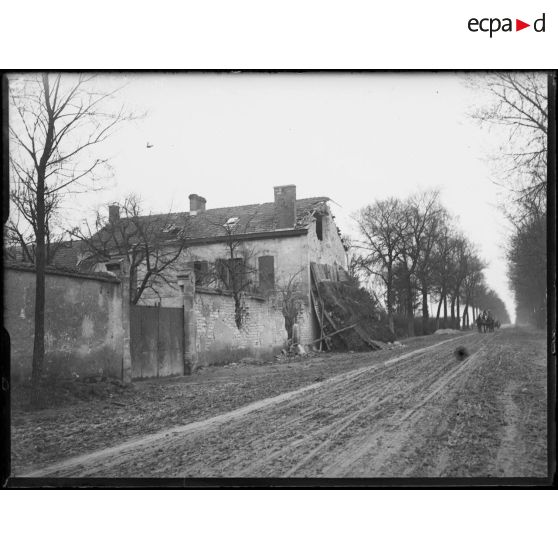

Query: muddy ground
<box><xmin>12</xmin><ymin>327</ymin><xmax>547</xmax><ymax>478</ymax></box>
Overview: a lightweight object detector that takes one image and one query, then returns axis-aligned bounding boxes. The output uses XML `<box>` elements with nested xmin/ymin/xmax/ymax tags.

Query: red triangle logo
<box><xmin>516</xmin><ymin>19</ymin><xmax>530</xmax><ymax>31</ymax></box>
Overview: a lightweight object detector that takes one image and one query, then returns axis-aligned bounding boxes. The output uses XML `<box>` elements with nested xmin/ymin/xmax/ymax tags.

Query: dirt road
<box><xmin>23</xmin><ymin>327</ymin><xmax>547</xmax><ymax>478</ymax></box>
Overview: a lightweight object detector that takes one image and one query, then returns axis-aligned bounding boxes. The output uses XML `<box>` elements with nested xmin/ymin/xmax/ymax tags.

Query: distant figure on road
<box><xmin>476</xmin><ymin>314</ymin><xmax>483</xmax><ymax>333</ymax></box>
<box><xmin>484</xmin><ymin>310</ymin><xmax>495</xmax><ymax>332</ymax></box>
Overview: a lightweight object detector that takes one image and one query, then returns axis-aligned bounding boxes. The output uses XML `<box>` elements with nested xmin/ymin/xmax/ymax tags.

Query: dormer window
<box><xmin>162</xmin><ymin>224</ymin><xmax>181</xmax><ymax>234</ymax></box>
<box><xmin>224</xmin><ymin>217</ymin><xmax>240</xmax><ymax>231</ymax></box>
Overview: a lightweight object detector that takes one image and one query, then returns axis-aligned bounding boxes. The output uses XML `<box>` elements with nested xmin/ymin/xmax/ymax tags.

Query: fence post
<box><xmin>177</xmin><ymin>269</ymin><xmax>197</xmax><ymax>374</ymax></box>
<box><xmin>107</xmin><ymin>259</ymin><xmax>132</xmax><ymax>383</ymax></box>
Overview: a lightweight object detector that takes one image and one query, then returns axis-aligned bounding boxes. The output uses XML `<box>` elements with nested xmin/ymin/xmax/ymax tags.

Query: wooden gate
<box><xmin>130</xmin><ymin>305</ymin><xmax>184</xmax><ymax>378</ymax></box>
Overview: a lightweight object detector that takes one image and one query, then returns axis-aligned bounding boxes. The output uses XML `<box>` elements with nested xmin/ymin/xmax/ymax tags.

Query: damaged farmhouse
<box><xmin>7</xmin><ymin>184</ymin><xmax>365</xmax><ymax>382</ymax></box>
<box><xmin>104</xmin><ymin>184</ymin><xmax>350</xmax><ymax>376</ymax></box>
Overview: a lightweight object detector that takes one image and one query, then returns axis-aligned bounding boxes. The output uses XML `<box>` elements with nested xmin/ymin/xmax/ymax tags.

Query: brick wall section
<box><xmin>4</xmin><ymin>265</ymin><xmax>124</xmax><ymax>382</ymax></box>
<box><xmin>194</xmin><ymin>290</ymin><xmax>287</xmax><ymax>366</ymax></box>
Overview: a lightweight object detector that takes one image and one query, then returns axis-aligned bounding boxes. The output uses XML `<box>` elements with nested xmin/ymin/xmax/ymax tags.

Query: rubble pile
<box><xmin>315</xmin><ymin>280</ymin><xmax>395</xmax><ymax>351</ymax></box>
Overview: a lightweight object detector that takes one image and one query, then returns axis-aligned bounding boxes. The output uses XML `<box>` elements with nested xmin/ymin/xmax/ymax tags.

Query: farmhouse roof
<box><xmin>5</xmin><ymin>240</ymin><xmax>86</xmax><ymax>269</ymax></box>
<box><xmin>95</xmin><ymin>196</ymin><xmax>331</xmax><ymax>247</ymax></box>
<box><xmin>179</xmin><ymin>196</ymin><xmax>329</xmax><ymax>241</ymax></box>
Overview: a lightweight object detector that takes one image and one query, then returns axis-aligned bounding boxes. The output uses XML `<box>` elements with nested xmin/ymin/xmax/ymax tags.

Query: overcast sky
<box><xmin>57</xmin><ymin>72</ymin><xmax>525</xmax><ymax>320</ymax></box>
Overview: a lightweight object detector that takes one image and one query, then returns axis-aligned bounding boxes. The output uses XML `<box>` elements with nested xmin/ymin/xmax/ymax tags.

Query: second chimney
<box><xmin>109</xmin><ymin>204</ymin><xmax>120</xmax><ymax>224</ymax></box>
<box><xmin>189</xmin><ymin>194</ymin><xmax>207</xmax><ymax>214</ymax></box>
<box><xmin>274</xmin><ymin>185</ymin><xmax>296</xmax><ymax>229</ymax></box>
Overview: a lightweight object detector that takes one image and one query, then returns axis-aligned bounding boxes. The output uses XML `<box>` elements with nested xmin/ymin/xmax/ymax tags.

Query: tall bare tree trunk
<box><xmin>436</xmin><ymin>294</ymin><xmax>443</xmax><ymax>329</ymax></box>
<box><xmin>9</xmin><ymin>73</ymin><xmax>131</xmax><ymax>402</ymax></box>
<box><xmin>406</xmin><ymin>278</ymin><xmax>414</xmax><ymax>337</ymax></box>
<box><xmin>421</xmin><ymin>287</ymin><xmax>429</xmax><ymax>334</ymax></box>
<box><xmin>31</xmin><ymin>177</ymin><xmax>46</xmax><ymax>394</ymax></box>
<box><xmin>30</xmin><ymin>74</ymin><xmax>55</xmax><ymax>400</ymax></box>
<box><xmin>386</xmin><ymin>273</ymin><xmax>395</xmax><ymax>335</ymax></box>
<box><xmin>462</xmin><ymin>303</ymin><xmax>468</xmax><ymax>329</ymax></box>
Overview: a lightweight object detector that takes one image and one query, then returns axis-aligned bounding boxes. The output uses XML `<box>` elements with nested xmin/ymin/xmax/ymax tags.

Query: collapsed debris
<box><xmin>309</xmin><ymin>263</ymin><xmax>395</xmax><ymax>351</ymax></box>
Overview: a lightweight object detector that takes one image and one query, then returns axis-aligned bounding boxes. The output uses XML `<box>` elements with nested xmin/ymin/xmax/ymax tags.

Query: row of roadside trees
<box><xmin>351</xmin><ymin>190</ymin><xmax>509</xmax><ymax>337</ymax></box>
<box><xmin>350</xmin><ymin>72</ymin><xmax>550</xmax><ymax>335</ymax></box>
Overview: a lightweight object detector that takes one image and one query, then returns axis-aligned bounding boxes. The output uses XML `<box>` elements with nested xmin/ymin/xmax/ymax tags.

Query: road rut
<box><xmin>26</xmin><ymin>333</ymin><xmax>482</xmax><ymax>477</ymax></box>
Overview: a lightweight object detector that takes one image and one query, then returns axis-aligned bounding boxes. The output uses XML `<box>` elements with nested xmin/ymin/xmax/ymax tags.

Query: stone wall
<box><xmin>4</xmin><ymin>264</ymin><xmax>124</xmax><ymax>382</ymax></box>
<box><xmin>194</xmin><ymin>288</ymin><xmax>287</xmax><ymax>366</ymax></box>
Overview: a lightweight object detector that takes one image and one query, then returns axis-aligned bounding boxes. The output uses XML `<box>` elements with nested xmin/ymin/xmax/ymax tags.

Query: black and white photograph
<box><xmin>2</xmin><ymin>71</ymin><xmax>554</xmax><ymax>483</ymax></box>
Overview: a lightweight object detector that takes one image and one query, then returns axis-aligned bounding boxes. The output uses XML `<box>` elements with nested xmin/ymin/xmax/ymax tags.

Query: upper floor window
<box><xmin>193</xmin><ymin>260</ymin><xmax>209</xmax><ymax>286</ymax></box>
<box><xmin>215</xmin><ymin>257</ymin><xmax>247</xmax><ymax>290</ymax></box>
<box><xmin>258</xmin><ymin>255</ymin><xmax>275</xmax><ymax>293</ymax></box>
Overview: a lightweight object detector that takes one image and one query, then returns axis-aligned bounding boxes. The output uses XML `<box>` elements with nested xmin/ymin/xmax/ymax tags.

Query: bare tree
<box><xmin>396</xmin><ymin>190</ymin><xmax>443</xmax><ymax>336</ymax></box>
<box><xmin>8</xmin><ymin>73</ymin><xmax>132</xmax><ymax>391</ymax></box>
<box><xmin>415</xmin><ymin>202</ymin><xmax>448</xmax><ymax>333</ymax></box>
<box><xmin>460</xmin><ymin>253</ymin><xmax>486</xmax><ymax>329</ymax></box>
<box><xmin>198</xmin><ymin>213</ymin><xmax>260</xmax><ymax>329</ymax></box>
<box><xmin>469</xmin><ymin>72</ymin><xmax>547</xmax><ymax>214</ymax></box>
<box><xmin>430</xmin><ymin>222</ymin><xmax>457</xmax><ymax>327</ymax></box>
<box><xmin>6</xmin><ymin>179</ymin><xmax>69</xmax><ymax>266</ymax></box>
<box><xmin>275</xmin><ymin>268</ymin><xmax>307</xmax><ymax>341</ymax></box>
<box><xmin>446</xmin><ymin>234</ymin><xmax>472</xmax><ymax>329</ymax></box>
<box><xmin>70</xmin><ymin>195</ymin><xmax>188</xmax><ymax>304</ymax></box>
<box><xmin>352</xmin><ymin>197</ymin><xmax>407</xmax><ymax>333</ymax></box>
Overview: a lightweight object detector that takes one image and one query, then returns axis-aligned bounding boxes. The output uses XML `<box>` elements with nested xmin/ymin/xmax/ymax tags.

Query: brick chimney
<box><xmin>189</xmin><ymin>194</ymin><xmax>207</xmax><ymax>215</ymax></box>
<box><xmin>274</xmin><ymin>185</ymin><xmax>296</xmax><ymax>229</ymax></box>
<box><xmin>108</xmin><ymin>204</ymin><xmax>120</xmax><ymax>224</ymax></box>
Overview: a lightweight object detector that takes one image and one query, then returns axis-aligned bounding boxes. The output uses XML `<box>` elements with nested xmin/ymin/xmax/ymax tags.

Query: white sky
<box><xmin>58</xmin><ymin>72</ymin><xmax>527</xmax><ymax>321</ymax></box>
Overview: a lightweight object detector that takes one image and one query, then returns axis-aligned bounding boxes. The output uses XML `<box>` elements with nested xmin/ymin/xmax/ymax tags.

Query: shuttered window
<box><xmin>216</xmin><ymin>258</ymin><xmax>245</xmax><ymax>290</ymax></box>
<box><xmin>258</xmin><ymin>255</ymin><xmax>275</xmax><ymax>292</ymax></box>
<box><xmin>193</xmin><ymin>261</ymin><xmax>209</xmax><ymax>286</ymax></box>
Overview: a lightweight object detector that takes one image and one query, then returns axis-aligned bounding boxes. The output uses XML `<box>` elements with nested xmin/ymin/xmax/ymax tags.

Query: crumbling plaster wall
<box><xmin>138</xmin><ymin>234</ymin><xmax>311</xmax><ymax>306</ymax></box>
<box><xmin>5</xmin><ymin>267</ymin><xmax>124</xmax><ymax>382</ymax></box>
<box><xmin>306</xmin><ymin>208</ymin><xmax>347</xmax><ymax>269</ymax></box>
